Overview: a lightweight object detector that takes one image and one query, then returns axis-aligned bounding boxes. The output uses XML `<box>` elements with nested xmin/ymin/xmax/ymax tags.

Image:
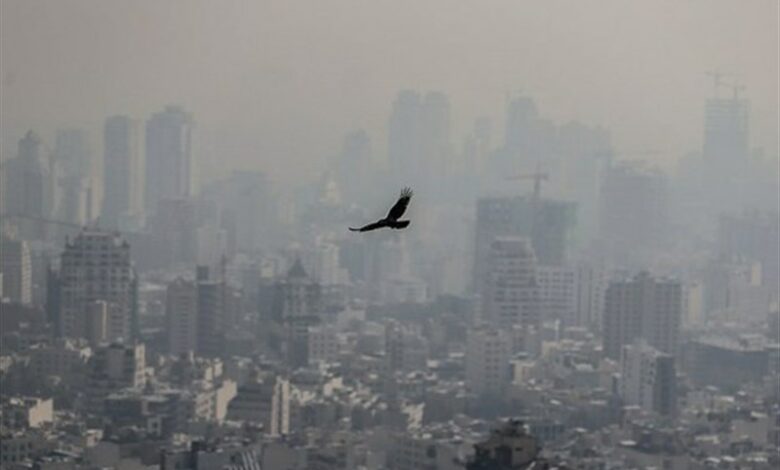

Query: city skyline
<box><xmin>0</xmin><ymin>2</ymin><xmax>778</xmax><ymax>469</ymax></box>
<box><xmin>1</xmin><ymin>1</ymin><xmax>777</xmax><ymax>183</ymax></box>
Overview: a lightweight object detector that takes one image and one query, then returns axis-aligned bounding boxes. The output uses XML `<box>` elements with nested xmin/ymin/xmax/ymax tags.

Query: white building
<box><xmin>465</xmin><ymin>326</ymin><xmax>513</xmax><ymax>397</ymax></box>
<box><xmin>308</xmin><ymin>326</ymin><xmax>341</xmax><ymax>365</ymax></box>
<box><xmin>0</xmin><ymin>397</ymin><xmax>54</xmax><ymax>429</ymax></box>
<box><xmin>481</xmin><ymin>237</ymin><xmax>541</xmax><ymax>329</ymax></box>
<box><xmin>620</xmin><ymin>340</ymin><xmax>677</xmax><ymax>416</ymax></box>
<box><xmin>575</xmin><ymin>263</ymin><xmax>609</xmax><ymax>331</ymax></box>
<box><xmin>536</xmin><ymin>265</ymin><xmax>577</xmax><ymax>327</ymax></box>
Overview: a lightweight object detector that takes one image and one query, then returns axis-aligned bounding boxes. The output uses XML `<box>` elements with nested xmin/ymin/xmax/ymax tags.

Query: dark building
<box><xmin>467</xmin><ymin>420</ymin><xmax>541</xmax><ymax>470</ymax></box>
<box><xmin>195</xmin><ymin>266</ymin><xmax>226</xmax><ymax>358</ymax></box>
<box><xmin>603</xmin><ymin>272</ymin><xmax>682</xmax><ymax>360</ymax></box>
<box><xmin>58</xmin><ymin>230</ymin><xmax>137</xmax><ymax>343</ymax></box>
<box><xmin>259</xmin><ymin>260</ymin><xmax>322</xmax><ymax>367</ymax></box>
<box><xmin>145</xmin><ymin>106</ymin><xmax>193</xmax><ymax>213</ymax></box>
<box><xmin>686</xmin><ymin>336</ymin><xmax>774</xmax><ymax>391</ymax></box>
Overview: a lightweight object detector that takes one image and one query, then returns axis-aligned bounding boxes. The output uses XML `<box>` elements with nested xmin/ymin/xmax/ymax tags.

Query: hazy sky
<box><xmin>2</xmin><ymin>0</ymin><xmax>777</xmax><ymax>181</ymax></box>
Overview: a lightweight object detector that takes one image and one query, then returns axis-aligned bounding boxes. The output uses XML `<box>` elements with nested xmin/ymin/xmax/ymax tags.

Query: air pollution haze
<box><xmin>0</xmin><ymin>2</ymin><xmax>778</xmax><ymax>469</ymax></box>
<box><xmin>2</xmin><ymin>0</ymin><xmax>777</xmax><ymax>180</ymax></box>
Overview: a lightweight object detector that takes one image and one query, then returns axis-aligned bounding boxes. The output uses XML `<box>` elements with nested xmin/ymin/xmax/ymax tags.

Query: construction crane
<box><xmin>1</xmin><ymin>212</ymin><xmax>84</xmax><ymax>230</ymax></box>
<box><xmin>0</xmin><ymin>212</ymin><xmax>142</xmax><ymax>237</ymax></box>
<box><xmin>506</xmin><ymin>163</ymin><xmax>549</xmax><ymax>202</ymax></box>
<box><xmin>706</xmin><ymin>71</ymin><xmax>745</xmax><ymax>100</ymax></box>
<box><xmin>706</xmin><ymin>70</ymin><xmax>729</xmax><ymax>97</ymax></box>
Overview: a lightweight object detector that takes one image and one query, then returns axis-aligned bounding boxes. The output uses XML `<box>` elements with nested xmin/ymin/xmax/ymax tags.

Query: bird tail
<box><xmin>388</xmin><ymin>220</ymin><xmax>410</xmax><ymax>229</ymax></box>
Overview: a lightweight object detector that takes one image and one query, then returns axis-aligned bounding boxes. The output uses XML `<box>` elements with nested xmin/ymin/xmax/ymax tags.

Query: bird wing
<box><xmin>349</xmin><ymin>220</ymin><xmax>387</xmax><ymax>232</ymax></box>
<box><xmin>386</xmin><ymin>187</ymin><xmax>413</xmax><ymax>221</ymax></box>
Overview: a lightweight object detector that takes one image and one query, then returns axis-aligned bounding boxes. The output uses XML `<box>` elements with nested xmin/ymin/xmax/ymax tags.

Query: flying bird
<box><xmin>349</xmin><ymin>187</ymin><xmax>413</xmax><ymax>232</ymax></box>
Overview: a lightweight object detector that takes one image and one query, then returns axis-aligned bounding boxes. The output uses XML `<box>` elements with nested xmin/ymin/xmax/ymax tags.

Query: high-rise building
<box><xmin>337</xmin><ymin>130</ymin><xmax>372</xmax><ymax>204</ymax></box>
<box><xmin>201</xmin><ymin>170</ymin><xmax>277</xmax><ymax>254</ymax></box>
<box><xmin>704</xmin><ymin>94</ymin><xmax>749</xmax><ymax>169</ymax></box>
<box><xmin>599</xmin><ymin>161</ymin><xmax>669</xmax><ymax>265</ymax></box>
<box><xmin>420</xmin><ymin>91</ymin><xmax>452</xmax><ymax>180</ymax></box>
<box><xmin>59</xmin><ymin>231</ymin><xmax>136</xmax><ymax>342</ymax></box>
<box><xmin>145</xmin><ymin>106</ymin><xmax>193</xmax><ymax>213</ymax></box>
<box><xmin>196</xmin><ymin>266</ymin><xmax>225</xmax><ymax>358</ymax></box>
<box><xmin>536</xmin><ymin>265</ymin><xmax>577</xmax><ymax>328</ymax></box>
<box><xmin>574</xmin><ymin>263</ymin><xmax>609</xmax><ymax>332</ymax></box>
<box><xmin>102</xmin><ymin>116</ymin><xmax>142</xmax><ymax>228</ymax></box>
<box><xmin>2</xmin><ymin>131</ymin><xmax>54</xmax><ymax>240</ymax></box>
<box><xmin>620</xmin><ymin>341</ymin><xmax>677</xmax><ymax>416</ymax></box>
<box><xmin>480</xmin><ymin>237</ymin><xmax>541</xmax><ymax>330</ymax></box>
<box><xmin>388</xmin><ymin>90</ymin><xmax>423</xmax><ymax>186</ymax></box>
<box><xmin>264</xmin><ymin>260</ymin><xmax>322</xmax><ymax>367</ymax></box>
<box><xmin>465</xmin><ymin>326</ymin><xmax>513</xmax><ymax>398</ymax></box>
<box><xmin>147</xmin><ymin>198</ymin><xmax>199</xmax><ymax>268</ymax></box>
<box><xmin>717</xmin><ymin>211</ymin><xmax>780</xmax><ymax>290</ymax></box>
<box><xmin>387</xmin><ymin>90</ymin><xmax>451</xmax><ymax>189</ymax></box>
<box><xmin>474</xmin><ymin>196</ymin><xmax>576</xmax><ymax>289</ymax></box>
<box><xmin>603</xmin><ymin>272</ymin><xmax>682</xmax><ymax>359</ymax></box>
<box><xmin>0</xmin><ymin>236</ymin><xmax>32</xmax><ymax>305</ymax></box>
<box><xmin>54</xmin><ymin>129</ymin><xmax>92</xmax><ymax>226</ymax></box>
<box><xmin>492</xmin><ymin>96</ymin><xmax>557</xmax><ymax>177</ymax></box>
<box><xmin>165</xmin><ymin>267</ymin><xmax>227</xmax><ymax>358</ymax></box>
<box><xmin>166</xmin><ymin>278</ymin><xmax>198</xmax><ymax>356</ymax></box>
<box><xmin>85</xmin><ymin>300</ymin><xmax>109</xmax><ymax>346</ymax></box>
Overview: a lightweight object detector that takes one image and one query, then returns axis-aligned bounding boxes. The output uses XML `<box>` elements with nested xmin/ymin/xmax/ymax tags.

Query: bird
<box><xmin>349</xmin><ymin>187</ymin><xmax>413</xmax><ymax>232</ymax></box>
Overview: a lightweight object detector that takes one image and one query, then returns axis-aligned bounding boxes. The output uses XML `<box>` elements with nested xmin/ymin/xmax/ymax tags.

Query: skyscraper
<box><xmin>0</xmin><ymin>236</ymin><xmax>32</xmax><ymax>305</ymax></box>
<box><xmin>704</xmin><ymin>94</ymin><xmax>749</xmax><ymax>168</ymax></box>
<box><xmin>420</xmin><ymin>91</ymin><xmax>452</xmax><ymax>180</ymax></box>
<box><xmin>2</xmin><ymin>131</ymin><xmax>53</xmax><ymax>240</ymax></box>
<box><xmin>337</xmin><ymin>130</ymin><xmax>372</xmax><ymax>204</ymax></box>
<box><xmin>603</xmin><ymin>272</ymin><xmax>682</xmax><ymax>359</ymax></box>
<box><xmin>387</xmin><ymin>90</ymin><xmax>451</xmax><ymax>189</ymax></box>
<box><xmin>492</xmin><ymin>96</ymin><xmax>557</xmax><ymax>177</ymax></box>
<box><xmin>166</xmin><ymin>278</ymin><xmax>199</xmax><ymax>356</ymax></box>
<box><xmin>59</xmin><ymin>231</ymin><xmax>136</xmax><ymax>342</ymax></box>
<box><xmin>196</xmin><ymin>266</ymin><xmax>225</xmax><ymax>358</ymax></box>
<box><xmin>536</xmin><ymin>265</ymin><xmax>577</xmax><ymax>328</ymax></box>
<box><xmin>388</xmin><ymin>90</ymin><xmax>422</xmax><ymax>186</ymax></box>
<box><xmin>480</xmin><ymin>237</ymin><xmax>541</xmax><ymax>330</ymax></box>
<box><xmin>145</xmin><ymin>106</ymin><xmax>193</xmax><ymax>213</ymax></box>
<box><xmin>599</xmin><ymin>161</ymin><xmax>669</xmax><ymax>265</ymax></box>
<box><xmin>54</xmin><ymin>129</ymin><xmax>92</xmax><ymax>226</ymax></box>
<box><xmin>102</xmin><ymin>116</ymin><xmax>142</xmax><ymax>229</ymax></box>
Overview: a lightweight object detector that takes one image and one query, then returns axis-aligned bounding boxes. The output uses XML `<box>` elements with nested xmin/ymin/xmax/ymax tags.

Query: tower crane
<box><xmin>506</xmin><ymin>163</ymin><xmax>549</xmax><ymax>203</ymax></box>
